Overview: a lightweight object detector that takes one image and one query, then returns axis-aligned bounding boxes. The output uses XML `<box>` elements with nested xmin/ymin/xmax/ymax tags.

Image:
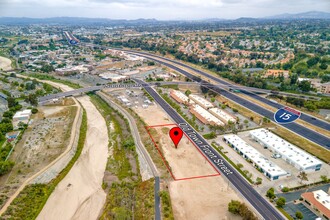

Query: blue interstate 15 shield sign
<box><xmin>274</xmin><ymin>107</ymin><xmax>301</xmax><ymax>124</ymax></box>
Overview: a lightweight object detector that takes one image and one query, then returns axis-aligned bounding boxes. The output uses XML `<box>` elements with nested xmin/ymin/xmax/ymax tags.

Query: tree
<box><xmin>266</xmin><ymin>188</ymin><xmax>276</xmax><ymax>200</ymax></box>
<box><xmin>228</xmin><ymin>200</ymin><xmax>241</xmax><ymax>214</ymax></box>
<box><xmin>307</xmin><ymin>57</ymin><xmax>320</xmax><ymax>68</ymax></box>
<box><xmin>185</xmin><ymin>90</ymin><xmax>192</xmax><ymax>96</ymax></box>
<box><xmin>7</xmin><ymin>97</ymin><xmax>18</xmax><ymax>108</ymax></box>
<box><xmin>295</xmin><ymin>211</ymin><xmax>303</xmax><ymax>219</ymax></box>
<box><xmin>319</xmin><ymin>63</ymin><xmax>328</xmax><ymax>70</ymax></box>
<box><xmin>320</xmin><ymin>175</ymin><xmax>329</xmax><ymax>183</ymax></box>
<box><xmin>299</xmin><ymin>80</ymin><xmax>312</xmax><ymax>92</ymax></box>
<box><xmin>256</xmin><ymin>177</ymin><xmax>262</xmax><ymax>185</ymax></box>
<box><xmin>297</xmin><ymin>171</ymin><xmax>308</xmax><ymax>184</ymax></box>
<box><xmin>40</xmin><ymin>64</ymin><xmax>54</xmax><ymax>73</ymax></box>
<box><xmin>276</xmin><ymin>197</ymin><xmax>286</xmax><ymax>208</ymax></box>
<box><xmin>290</xmin><ymin>73</ymin><xmax>298</xmax><ymax>85</ymax></box>
<box><xmin>304</xmin><ymin>101</ymin><xmax>317</xmax><ymax>111</ymax></box>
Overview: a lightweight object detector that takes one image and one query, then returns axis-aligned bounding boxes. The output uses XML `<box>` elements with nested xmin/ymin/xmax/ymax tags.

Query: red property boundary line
<box><xmin>145</xmin><ymin>123</ymin><xmax>220</xmax><ymax>181</ymax></box>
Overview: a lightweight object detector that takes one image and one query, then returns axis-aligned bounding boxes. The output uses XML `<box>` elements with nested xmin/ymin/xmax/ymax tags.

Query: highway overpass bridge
<box><xmin>38</xmin><ymin>80</ymin><xmax>261</xmax><ymax>104</ymax></box>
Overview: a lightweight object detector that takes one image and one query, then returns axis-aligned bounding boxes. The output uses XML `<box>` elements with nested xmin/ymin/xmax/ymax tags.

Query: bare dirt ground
<box><xmin>37</xmin><ymin>82</ymin><xmax>109</xmax><ymax>220</ymax></box>
<box><xmin>0</xmin><ymin>103</ymin><xmax>77</xmax><ymax>209</ymax></box>
<box><xmin>134</xmin><ymin>103</ymin><xmax>242</xmax><ymax>220</ymax></box>
<box><xmin>134</xmin><ymin>104</ymin><xmax>172</xmax><ymax>125</ymax></box>
<box><xmin>0</xmin><ymin>56</ymin><xmax>12</xmax><ymax>71</ymax></box>
<box><xmin>152</xmin><ymin>126</ymin><xmax>218</xmax><ymax>179</ymax></box>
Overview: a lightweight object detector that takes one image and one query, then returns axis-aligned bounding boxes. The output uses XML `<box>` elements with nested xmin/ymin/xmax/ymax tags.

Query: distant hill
<box><xmin>0</xmin><ymin>11</ymin><xmax>329</xmax><ymax>25</ymax></box>
<box><xmin>264</xmin><ymin>11</ymin><xmax>330</xmax><ymax>19</ymax></box>
<box><xmin>0</xmin><ymin>17</ymin><xmax>159</xmax><ymax>25</ymax></box>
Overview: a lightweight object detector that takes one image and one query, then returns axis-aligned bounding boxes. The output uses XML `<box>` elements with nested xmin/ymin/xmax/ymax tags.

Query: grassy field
<box><xmin>90</xmin><ymin>94</ymin><xmax>155</xmax><ymax>220</ymax></box>
<box><xmin>0</xmin><ymin>110</ymin><xmax>87</xmax><ymax>219</ymax></box>
<box><xmin>25</xmin><ymin>73</ymin><xmax>82</xmax><ymax>89</ymax></box>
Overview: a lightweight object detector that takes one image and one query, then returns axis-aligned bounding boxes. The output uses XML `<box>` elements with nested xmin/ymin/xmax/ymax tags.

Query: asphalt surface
<box><xmin>125</xmin><ymin>51</ymin><xmax>330</xmax><ymax>149</ymax></box>
<box><xmin>38</xmin><ymin>84</ymin><xmax>141</xmax><ymax>103</ymax></box>
<box><xmin>134</xmin><ymin>78</ymin><xmax>285</xmax><ymax>220</ymax></box>
<box><xmin>124</xmin><ymin>50</ymin><xmax>330</xmax><ymax>132</ymax></box>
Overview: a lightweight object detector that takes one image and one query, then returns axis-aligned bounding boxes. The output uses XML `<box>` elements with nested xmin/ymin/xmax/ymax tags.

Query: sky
<box><xmin>0</xmin><ymin>0</ymin><xmax>329</xmax><ymax>20</ymax></box>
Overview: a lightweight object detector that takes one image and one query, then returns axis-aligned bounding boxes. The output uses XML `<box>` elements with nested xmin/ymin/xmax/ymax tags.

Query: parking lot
<box><xmin>277</xmin><ymin>183</ymin><xmax>330</xmax><ymax>220</ymax></box>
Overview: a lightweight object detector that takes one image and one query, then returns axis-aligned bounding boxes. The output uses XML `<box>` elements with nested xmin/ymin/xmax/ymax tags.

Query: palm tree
<box><xmin>297</xmin><ymin>171</ymin><xmax>308</xmax><ymax>184</ymax></box>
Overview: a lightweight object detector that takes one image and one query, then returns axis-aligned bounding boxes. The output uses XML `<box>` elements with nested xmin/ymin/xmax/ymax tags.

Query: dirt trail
<box><xmin>34</xmin><ymin>82</ymin><xmax>109</xmax><ymax>220</ymax></box>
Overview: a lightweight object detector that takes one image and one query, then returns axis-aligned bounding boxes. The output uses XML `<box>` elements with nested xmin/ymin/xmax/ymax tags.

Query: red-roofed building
<box><xmin>301</xmin><ymin>190</ymin><xmax>330</xmax><ymax>220</ymax></box>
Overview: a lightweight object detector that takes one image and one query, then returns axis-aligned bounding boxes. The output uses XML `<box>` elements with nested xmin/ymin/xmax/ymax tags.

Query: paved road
<box><xmin>96</xmin><ymin>92</ymin><xmax>161</xmax><ymax>220</ymax></box>
<box><xmin>125</xmin><ymin>51</ymin><xmax>330</xmax><ymax>149</ymax></box>
<box><xmin>124</xmin><ymin>50</ymin><xmax>330</xmax><ymax>132</ymax></box>
<box><xmin>38</xmin><ymin>84</ymin><xmax>142</xmax><ymax>103</ymax></box>
<box><xmin>134</xmin><ymin>78</ymin><xmax>285</xmax><ymax>220</ymax></box>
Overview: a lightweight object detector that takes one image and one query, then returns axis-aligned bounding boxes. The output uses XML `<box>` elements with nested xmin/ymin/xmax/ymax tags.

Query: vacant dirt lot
<box><xmin>150</xmin><ymin>126</ymin><xmax>218</xmax><ymax>179</ymax></box>
<box><xmin>0</xmin><ymin>103</ymin><xmax>77</xmax><ymax>208</ymax></box>
<box><xmin>134</xmin><ymin>103</ymin><xmax>242</xmax><ymax>220</ymax></box>
<box><xmin>0</xmin><ymin>56</ymin><xmax>12</xmax><ymax>71</ymax></box>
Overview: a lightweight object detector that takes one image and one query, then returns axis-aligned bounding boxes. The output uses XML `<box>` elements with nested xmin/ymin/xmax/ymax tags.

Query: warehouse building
<box><xmin>169</xmin><ymin>90</ymin><xmax>195</xmax><ymax>105</ymax></box>
<box><xmin>189</xmin><ymin>104</ymin><xmax>224</xmax><ymax>126</ymax></box>
<box><xmin>188</xmin><ymin>94</ymin><xmax>214</xmax><ymax>109</ymax></box>
<box><xmin>13</xmin><ymin>109</ymin><xmax>32</xmax><ymax>130</ymax></box>
<box><xmin>301</xmin><ymin>189</ymin><xmax>330</xmax><ymax>220</ymax></box>
<box><xmin>99</xmin><ymin>73</ymin><xmax>129</xmax><ymax>82</ymax></box>
<box><xmin>250</xmin><ymin>128</ymin><xmax>322</xmax><ymax>172</ymax></box>
<box><xmin>223</xmin><ymin>134</ymin><xmax>288</xmax><ymax>180</ymax></box>
<box><xmin>209</xmin><ymin>108</ymin><xmax>237</xmax><ymax>124</ymax></box>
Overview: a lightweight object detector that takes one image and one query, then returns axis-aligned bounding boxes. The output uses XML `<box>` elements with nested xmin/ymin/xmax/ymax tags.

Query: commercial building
<box><xmin>189</xmin><ymin>104</ymin><xmax>224</xmax><ymax>126</ymax></box>
<box><xmin>188</xmin><ymin>94</ymin><xmax>214</xmax><ymax>109</ymax></box>
<box><xmin>223</xmin><ymin>134</ymin><xmax>288</xmax><ymax>180</ymax></box>
<box><xmin>170</xmin><ymin>90</ymin><xmax>195</xmax><ymax>105</ymax></box>
<box><xmin>13</xmin><ymin>109</ymin><xmax>32</xmax><ymax>121</ymax></box>
<box><xmin>250</xmin><ymin>128</ymin><xmax>322</xmax><ymax>172</ymax></box>
<box><xmin>301</xmin><ymin>189</ymin><xmax>330</xmax><ymax>220</ymax></box>
<box><xmin>209</xmin><ymin>108</ymin><xmax>236</xmax><ymax>124</ymax></box>
<box><xmin>13</xmin><ymin>109</ymin><xmax>32</xmax><ymax>129</ymax></box>
<box><xmin>99</xmin><ymin>73</ymin><xmax>129</xmax><ymax>82</ymax></box>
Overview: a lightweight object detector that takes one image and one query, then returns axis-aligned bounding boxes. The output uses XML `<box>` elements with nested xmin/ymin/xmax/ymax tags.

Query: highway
<box><xmin>38</xmin><ymin>83</ymin><xmax>142</xmax><ymax>103</ymax></box>
<box><xmin>123</xmin><ymin>51</ymin><xmax>330</xmax><ymax>149</ymax></box>
<box><xmin>123</xmin><ymin>50</ymin><xmax>330</xmax><ymax>132</ymax></box>
<box><xmin>134</xmin><ymin>78</ymin><xmax>285</xmax><ymax>220</ymax></box>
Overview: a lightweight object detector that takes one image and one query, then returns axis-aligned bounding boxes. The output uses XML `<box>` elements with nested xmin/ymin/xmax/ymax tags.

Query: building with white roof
<box><xmin>188</xmin><ymin>94</ymin><xmax>214</xmax><ymax>109</ymax></box>
<box><xmin>223</xmin><ymin>134</ymin><xmax>288</xmax><ymax>180</ymax></box>
<box><xmin>13</xmin><ymin>109</ymin><xmax>32</xmax><ymax>130</ymax></box>
<box><xmin>99</xmin><ymin>73</ymin><xmax>129</xmax><ymax>82</ymax></box>
<box><xmin>13</xmin><ymin>109</ymin><xmax>32</xmax><ymax>121</ymax></box>
<box><xmin>170</xmin><ymin>90</ymin><xmax>195</xmax><ymax>105</ymax></box>
<box><xmin>189</xmin><ymin>104</ymin><xmax>224</xmax><ymax>126</ymax></box>
<box><xmin>209</xmin><ymin>108</ymin><xmax>237</xmax><ymax>124</ymax></box>
<box><xmin>301</xmin><ymin>189</ymin><xmax>330</xmax><ymax>219</ymax></box>
<box><xmin>250</xmin><ymin>128</ymin><xmax>322</xmax><ymax>172</ymax></box>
